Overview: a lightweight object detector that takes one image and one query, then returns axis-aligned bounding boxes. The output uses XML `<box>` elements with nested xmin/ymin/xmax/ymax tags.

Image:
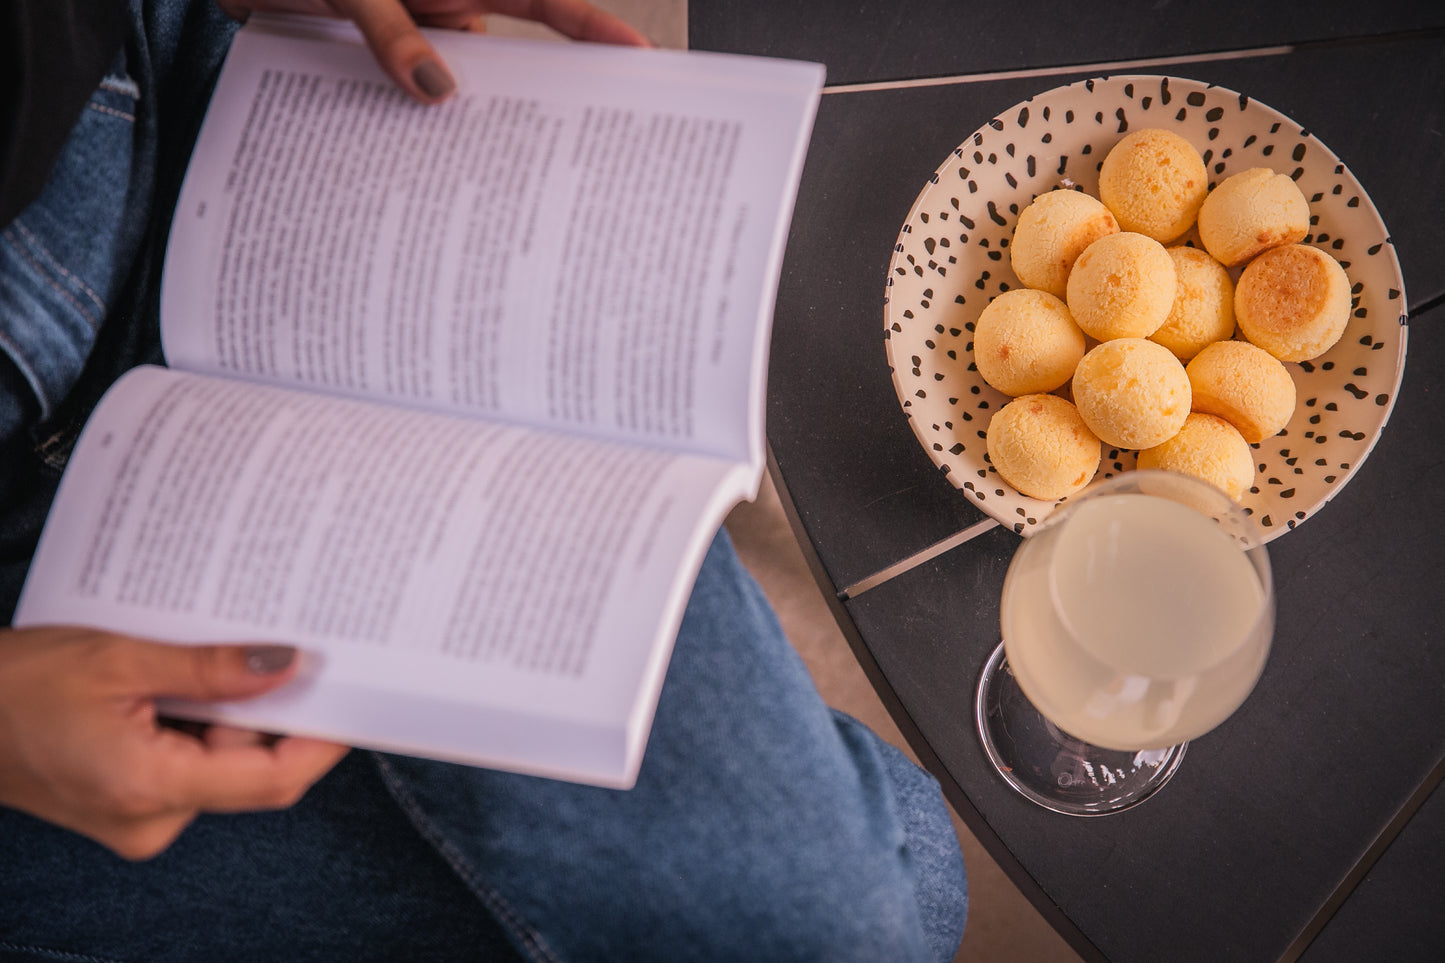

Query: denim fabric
<box><xmin>0</xmin><ymin>751</ymin><xmax>523</xmax><ymax>962</ymax></box>
<box><xmin>372</xmin><ymin>532</ymin><xmax>967</xmax><ymax>961</ymax></box>
<box><xmin>0</xmin><ymin>52</ymin><xmax>142</xmax><ymax>429</ymax></box>
<box><xmin>0</xmin><ymin>532</ymin><xmax>967</xmax><ymax>961</ymax></box>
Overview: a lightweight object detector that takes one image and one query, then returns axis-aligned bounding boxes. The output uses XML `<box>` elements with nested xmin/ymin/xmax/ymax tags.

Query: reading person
<box><xmin>0</xmin><ymin>2</ymin><xmax>969</xmax><ymax>959</ymax></box>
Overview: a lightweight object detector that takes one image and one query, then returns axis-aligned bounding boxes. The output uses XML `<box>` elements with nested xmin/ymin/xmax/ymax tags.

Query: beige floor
<box><xmin>487</xmin><ymin>3</ymin><xmax>1083</xmax><ymax>959</ymax></box>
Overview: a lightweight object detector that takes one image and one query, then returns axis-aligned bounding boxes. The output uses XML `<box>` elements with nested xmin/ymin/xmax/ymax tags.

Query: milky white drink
<box><xmin>1001</xmin><ymin>492</ymin><xmax>1271</xmax><ymax>751</ymax></box>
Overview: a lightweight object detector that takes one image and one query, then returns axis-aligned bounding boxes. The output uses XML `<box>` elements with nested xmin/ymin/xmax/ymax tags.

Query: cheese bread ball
<box><xmin>1138</xmin><ymin>412</ymin><xmax>1255</xmax><ymax>501</ymax></box>
<box><xmin>973</xmin><ymin>289</ymin><xmax>1087</xmax><ymax>396</ymax></box>
<box><xmin>1197</xmin><ymin>167</ymin><xmax>1310</xmax><ymax>267</ymax></box>
<box><xmin>986</xmin><ymin>394</ymin><xmax>1101</xmax><ymax>500</ymax></box>
<box><xmin>1235</xmin><ymin>243</ymin><xmax>1352</xmax><ymax>362</ymax></box>
<box><xmin>1065</xmin><ymin>232</ymin><xmax>1178</xmax><ymax>341</ymax></box>
<box><xmin>1010</xmin><ymin>189</ymin><xmax>1120</xmax><ymax>299</ymax></box>
<box><xmin>1098</xmin><ymin>128</ymin><xmax>1209</xmax><ymax>243</ymax></box>
<box><xmin>1149</xmin><ymin>246</ymin><xmax>1236</xmax><ymax>361</ymax></box>
<box><xmin>1071</xmin><ymin>338</ymin><xmax>1191</xmax><ymax>450</ymax></box>
<box><xmin>1185</xmin><ymin>339</ymin><xmax>1296</xmax><ymax>444</ymax></box>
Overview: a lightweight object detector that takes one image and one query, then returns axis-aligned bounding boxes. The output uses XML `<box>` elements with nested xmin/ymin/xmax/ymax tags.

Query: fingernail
<box><xmin>245</xmin><ymin>645</ymin><xmax>296</xmax><ymax>675</ymax></box>
<box><xmin>412</xmin><ymin>60</ymin><xmax>455</xmax><ymax>100</ymax></box>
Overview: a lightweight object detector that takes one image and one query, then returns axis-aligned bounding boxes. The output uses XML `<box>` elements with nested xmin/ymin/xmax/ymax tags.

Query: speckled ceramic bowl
<box><xmin>884</xmin><ymin>75</ymin><xmax>1407</xmax><ymax>541</ymax></box>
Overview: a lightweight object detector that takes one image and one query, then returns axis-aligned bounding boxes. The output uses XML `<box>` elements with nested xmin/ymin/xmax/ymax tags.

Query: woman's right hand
<box><xmin>215</xmin><ymin>1</ymin><xmax>651</xmax><ymax>104</ymax></box>
<box><xmin>0</xmin><ymin>626</ymin><xmax>348</xmax><ymax>860</ymax></box>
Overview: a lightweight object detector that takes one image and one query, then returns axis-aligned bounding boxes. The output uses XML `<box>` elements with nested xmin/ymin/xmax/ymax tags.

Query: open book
<box><xmin>14</xmin><ymin>17</ymin><xmax>823</xmax><ymax>788</ymax></box>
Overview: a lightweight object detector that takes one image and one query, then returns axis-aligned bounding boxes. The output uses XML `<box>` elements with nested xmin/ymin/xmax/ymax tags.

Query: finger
<box><xmin>411</xmin><ymin>11</ymin><xmax>486</xmax><ymax>32</ymax></box>
<box><xmin>489</xmin><ymin>0</ymin><xmax>650</xmax><ymax>46</ymax></box>
<box><xmin>202</xmin><ymin>724</ymin><xmax>269</xmax><ymax>749</ymax></box>
<box><xmin>119</xmin><ymin>640</ymin><xmax>299</xmax><ymax>704</ymax></box>
<box><xmin>157</xmin><ymin>716</ymin><xmax>210</xmax><ymax>739</ymax></box>
<box><xmin>197</xmin><ymin>737</ymin><xmax>351</xmax><ymax>812</ymax></box>
<box><xmin>333</xmin><ymin>0</ymin><xmax>457</xmax><ymax>102</ymax></box>
<box><xmin>147</xmin><ymin>732</ymin><xmax>350</xmax><ymax>814</ymax></box>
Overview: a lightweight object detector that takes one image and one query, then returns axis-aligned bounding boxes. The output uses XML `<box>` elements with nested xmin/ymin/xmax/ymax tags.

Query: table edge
<box><xmin>1284</xmin><ymin>750</ymin><xmax>1445</xmax><ymax>960</ymax></box>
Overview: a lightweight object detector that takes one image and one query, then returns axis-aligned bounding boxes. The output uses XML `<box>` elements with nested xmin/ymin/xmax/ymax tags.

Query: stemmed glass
<box><xmin>975</xmin><ymin>470</ymin><xmax>1274</xmax><ymax>815</ymax></box>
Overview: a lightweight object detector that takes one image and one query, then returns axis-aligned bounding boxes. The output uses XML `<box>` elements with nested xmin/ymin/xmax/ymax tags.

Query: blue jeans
<box><xmin>1</xmin><ymin>531</ymin><xmax>967</xmax><ymax>961</ymax></box>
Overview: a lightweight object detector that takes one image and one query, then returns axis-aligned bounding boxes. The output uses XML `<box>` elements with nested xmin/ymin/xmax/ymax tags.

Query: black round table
<box><xmin>691</xmin><ymin>4</ymin><xmax>1445</xmax><ymax>960</ymax></box>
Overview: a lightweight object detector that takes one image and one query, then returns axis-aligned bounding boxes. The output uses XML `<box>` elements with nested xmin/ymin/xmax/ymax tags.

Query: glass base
<box><xmin>975</xmin><ymin>641</ymin><xmax>1186</xmax><ymax>815</ymax></box>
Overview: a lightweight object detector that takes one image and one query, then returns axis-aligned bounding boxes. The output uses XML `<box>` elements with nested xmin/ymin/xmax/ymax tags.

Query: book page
<box><xmin>13</xmin><ymin>367</ymin><xmax>749</xmax><ymax>786</ymax></box>
<box><xmin>161</xmin><ymin>20</ymin><xmax>822</xmax><ymax>469</ymax></box>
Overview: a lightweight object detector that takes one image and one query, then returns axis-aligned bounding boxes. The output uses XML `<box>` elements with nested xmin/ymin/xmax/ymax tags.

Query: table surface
<box><xmin>691</xmin><ymin>5</ymin><xmax>1445</xmax><ymax>961</ymax></box>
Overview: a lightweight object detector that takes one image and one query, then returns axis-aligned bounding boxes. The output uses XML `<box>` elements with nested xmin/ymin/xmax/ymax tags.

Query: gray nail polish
<box><xmin>245</xmin><ymin>645</ymin><xmax>296</xmax><ymax>674</ymax></box>
<box><xmin>412</xmin><ymin>61</ymin><xmax>455</xmax><ymax>100</ymax></box>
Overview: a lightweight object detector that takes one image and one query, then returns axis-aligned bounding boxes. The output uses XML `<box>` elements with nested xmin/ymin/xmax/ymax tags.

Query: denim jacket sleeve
<box><xmin>0</xmin><ymin>53</ymin><xmax>147</xmax><ymax>444</ymax></box>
